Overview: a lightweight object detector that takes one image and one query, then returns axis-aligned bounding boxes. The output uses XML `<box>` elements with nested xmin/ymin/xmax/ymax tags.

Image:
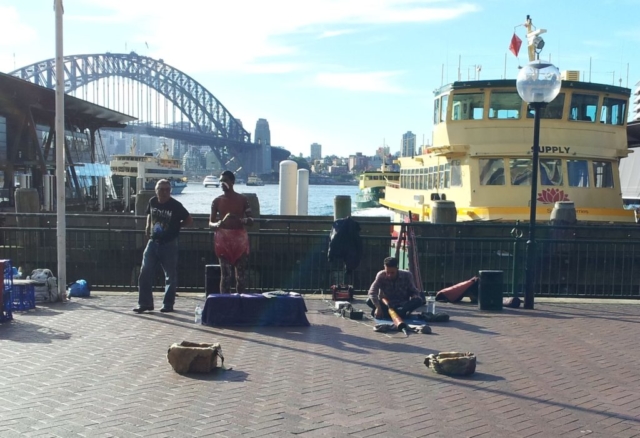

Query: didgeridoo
<box><xmin>381</xmin><ymin>297</ymin><xmax>408</xmax><ymax>334</ymax></box>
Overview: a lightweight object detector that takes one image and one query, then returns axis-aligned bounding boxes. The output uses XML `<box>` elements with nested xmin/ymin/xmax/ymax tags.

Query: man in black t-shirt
<box><xmin>134</xmin><ymin>179</ymin><xmax>193</xmax><ymax>314</ymax></box>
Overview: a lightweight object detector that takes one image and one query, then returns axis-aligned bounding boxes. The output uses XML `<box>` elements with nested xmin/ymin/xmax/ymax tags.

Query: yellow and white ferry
<box><xmin>381</xmin><ymin>21</ymin><xmax>635</xmax><ymax>224</ymax></box>
<box><xmin>355</xmin><ymin>164</ymin><xmax>399</xmax><ymax>209</ymax></box>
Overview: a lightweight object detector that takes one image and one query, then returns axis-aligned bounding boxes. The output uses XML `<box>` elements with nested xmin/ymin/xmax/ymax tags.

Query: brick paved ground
<box><xmin>1</xmin><ymin>293</ymin><xmax>640</xmax><ymax>438</ymax></box>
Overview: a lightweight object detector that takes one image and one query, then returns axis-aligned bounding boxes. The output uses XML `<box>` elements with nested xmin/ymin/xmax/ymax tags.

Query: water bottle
<box><xmin>426</xmin><ymin>295</ymin><xmax>436</xmax><ymax>314</ymax></box>
<box><xmin>194</xmin><ymin>304</ymin><xmax>203</xmax><ymax>324</ymax></box>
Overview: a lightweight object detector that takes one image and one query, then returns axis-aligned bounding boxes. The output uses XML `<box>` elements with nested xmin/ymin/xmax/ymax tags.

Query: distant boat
<box><xmin>246</xmin><ymin>173</ymin><xmax>265</xmax><ymax>186</ymax></box>
<box><xmin>202</xmin><ymin>175</ymin><xmax>220</xmax><ymax>188</ymax></box>
<box><xmin>110</xmin><ymin>141</ymin><xmax>188</xmax><ymax>196</ymax></box>
<box><xmin>356</xmin><ymin>167</ymin><xmax>399</xmax><ymax>209</ymax></box>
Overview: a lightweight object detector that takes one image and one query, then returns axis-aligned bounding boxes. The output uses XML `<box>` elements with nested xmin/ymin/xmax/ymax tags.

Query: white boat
<box><xmin>202</xmin><ymin>175</ymin><xmax>220</xmax><ymax>188</ymax></box>
<box><xmin>246</xmin><ymin>173</ymin><xmax>264</xmax><ymax>186</ymax></box>
<box><xmin>380</xmin><ymin>18</ymin><xmax>635</xmax><ymax>224</ymax></box>
<box><xmin>110</xmin><ymin>142</ymin><xmax>188</xmax><ymax>196</ymax></box>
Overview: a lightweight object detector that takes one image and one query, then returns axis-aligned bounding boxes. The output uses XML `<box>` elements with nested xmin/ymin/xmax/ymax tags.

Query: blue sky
<box><xmin>1</xmin><ymin>0</ymin><xmax>639</xmax><ymax>158</ymax></box>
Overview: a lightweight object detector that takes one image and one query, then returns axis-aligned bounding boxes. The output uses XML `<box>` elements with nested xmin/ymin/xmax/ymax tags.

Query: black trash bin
<box><xmin>478</xmin><ymin>270</ymin><xmax>503</xmax><ymax>311</ymax></box>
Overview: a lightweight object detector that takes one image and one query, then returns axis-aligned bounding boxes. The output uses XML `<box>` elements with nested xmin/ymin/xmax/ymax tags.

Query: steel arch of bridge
<box><xmin>10</xmin><ymin>52</ymin><xmax>251</xmax><ymax>144</ymax></box>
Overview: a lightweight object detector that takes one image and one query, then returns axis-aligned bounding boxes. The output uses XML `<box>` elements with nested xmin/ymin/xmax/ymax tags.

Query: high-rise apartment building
<box><xmin>633</xmin><ymin>81</ymin><xmax>640</xmax><ymax>122</ymax></box>
<box><xmin>402</xmin><ymin>131</ymin><xmax>416</xmax><ymax>157</ymax></box>
<box><xmin>254</xmin><ymin>119</ymin><xmax>272</xmax><ymax>174</ymax></box>
<box><xmin>310</xmin><ymin>143</ymin><xmax>322</xmax><ymax>160</ymax></box>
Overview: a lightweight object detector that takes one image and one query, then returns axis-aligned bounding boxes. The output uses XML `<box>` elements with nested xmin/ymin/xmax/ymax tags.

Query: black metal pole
<box><xmin>524</xmin><ymin>102</ymin><xmax>544</xmax><ymax>309</ymax></box>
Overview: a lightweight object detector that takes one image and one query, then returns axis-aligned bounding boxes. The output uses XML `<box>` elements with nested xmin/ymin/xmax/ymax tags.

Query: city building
<box><xmin>254</xmin><ymin>118</ymin><xmax>272</xmax><ymax>174</ymax></box>
<box><xmin>348</xmin><ymin>152</ymin><xmax>366</xmax><ymax>172</ymax></box>
<box><xmin>376</xmin><ymin>145</ymin><xmax>390</xmax><ymax>159</ymax></box>
<box><xmin>633</xmin><ymin>81</ymin><xmax>640</xmax><ymax>122</ymax></box>
<box><xmin>182</xmin><ymin>146</ymin><xmax>204</xmax><ymax>172</ymax></box>
<box><xmin>328</xmin><ymin>165</ymin><xmax>348</xmax><ymax>175</ymax></box>
<box><xmin>402</xmin><ymin>131</ymin><xmax>416</xmax><ymax>157</ymax></box>
<box><xmin>204</xmin><ymin>149</ymin><xmax>221</xmax><ymax>172</ymax></box>
<box><xmin>310</xmin><ymin>143</ymin><xmax>322</xmax><ymax>160</ymax></box>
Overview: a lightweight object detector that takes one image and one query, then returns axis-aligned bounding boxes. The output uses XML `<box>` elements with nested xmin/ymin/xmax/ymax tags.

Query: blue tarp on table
<box><xmin>201</xmin><ymin>293</ymin><xmax>310</xmax><ymax>327</ymax></box>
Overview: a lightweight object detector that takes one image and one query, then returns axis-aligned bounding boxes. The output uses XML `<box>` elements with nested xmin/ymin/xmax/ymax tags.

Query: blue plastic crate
<box><xmin>11</xmin><ymin>282</ymin><xmax>36</xmax><ymax>311</ymax></box>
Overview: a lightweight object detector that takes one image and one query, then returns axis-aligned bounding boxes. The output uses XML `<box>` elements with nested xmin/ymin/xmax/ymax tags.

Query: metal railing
<box><xmin>0</xmin><ymin>213</ymin><xmax>639</xmax><ymax>298</ymax></box>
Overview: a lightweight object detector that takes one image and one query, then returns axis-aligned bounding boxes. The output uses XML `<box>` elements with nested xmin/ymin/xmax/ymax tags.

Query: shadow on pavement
<box><xmin>181</xmin><ymin>368</ymin><xmax>249</xmax><ymax>382</ymax></box>
<box><xmin>0</xmin><ymin>319</ymin><xmax>72</xmax><ymax>343</ymax></box>
<box><xmin>439</xmin><ymin>371</ymin><xmax>506</xmax><ymax>382</ymax></box>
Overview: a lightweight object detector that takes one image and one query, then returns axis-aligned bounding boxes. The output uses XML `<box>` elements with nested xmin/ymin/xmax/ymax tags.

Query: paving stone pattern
<box><xmin>1</xmin><ymin>294</ymin><xmax>640</xmax><ymax>437</ymax></box>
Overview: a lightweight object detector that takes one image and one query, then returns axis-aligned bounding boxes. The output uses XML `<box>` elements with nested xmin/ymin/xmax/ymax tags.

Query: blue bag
<box><xmin>68</xmin><ymin>279</ymin><xmax>90</xmax><ymax>297</ymax></box>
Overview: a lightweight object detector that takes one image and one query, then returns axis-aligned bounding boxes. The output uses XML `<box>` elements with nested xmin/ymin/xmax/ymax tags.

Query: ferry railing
<box><xmin>0</xmin><ymin>213</ymin><xmax>639</xmax><ymax>298</ymax></box>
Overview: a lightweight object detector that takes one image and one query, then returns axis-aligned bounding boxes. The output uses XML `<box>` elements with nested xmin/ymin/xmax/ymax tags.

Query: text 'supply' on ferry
<box><xmin>380</xmin><ymin>16</ymin><xmax>636</xmax><ymax>224</ymax></box>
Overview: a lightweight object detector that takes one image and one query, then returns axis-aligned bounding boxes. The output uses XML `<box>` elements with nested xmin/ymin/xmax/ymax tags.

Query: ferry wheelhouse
<box><xmin>381</xmin><ymin>30</ymin><xmax>634</xmax><ymax>223</ymax></box>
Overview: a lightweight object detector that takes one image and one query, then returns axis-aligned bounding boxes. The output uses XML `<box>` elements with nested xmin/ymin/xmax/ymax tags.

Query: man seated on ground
<box><xmin>367</xmin><ymin>256</ymin><xmax>424</xmax><ymax>319</ymax></box>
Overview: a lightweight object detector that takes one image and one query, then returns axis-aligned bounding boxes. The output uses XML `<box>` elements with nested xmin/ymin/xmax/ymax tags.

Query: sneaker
<box><xmin>160</xmin><ymin>306</ymin><xmax>174</xmax><ymax>313</ymax></box>
<box><xmin>133</xmin><ymin>306</ymin><xmax>153</xmax><ymax>313</ymax></box>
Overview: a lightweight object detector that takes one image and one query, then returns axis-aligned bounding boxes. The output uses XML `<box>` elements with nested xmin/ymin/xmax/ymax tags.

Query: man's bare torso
<box><xmin>211</xmin><ymin>192</ymin><xmax>249</xmax><ymax>229</ymax></box>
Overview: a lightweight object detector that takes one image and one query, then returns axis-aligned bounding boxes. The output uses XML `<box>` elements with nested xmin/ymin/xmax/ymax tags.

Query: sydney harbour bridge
<box><xmin>9</xmin><ymin>52</ymin><xmax>291</xmax><ymax>177</ymax></box>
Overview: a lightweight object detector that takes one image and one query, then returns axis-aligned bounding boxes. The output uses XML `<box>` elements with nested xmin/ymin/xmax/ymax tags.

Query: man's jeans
<box><xmin>366</xmin><ymin>296</ymin><xmax>424</xmax><ymax>319</ymax></box>
<box><xmin>138</xmin><ymin>239</ymin><xmax>179</xmax><ymax>308</ymax></box>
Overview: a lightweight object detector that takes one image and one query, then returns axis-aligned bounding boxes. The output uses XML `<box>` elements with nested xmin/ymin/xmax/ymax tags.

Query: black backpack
<box><xmin>327</xmin><ymin>216</ymin><xmax>363</xmax><ymax>274</ymax></box>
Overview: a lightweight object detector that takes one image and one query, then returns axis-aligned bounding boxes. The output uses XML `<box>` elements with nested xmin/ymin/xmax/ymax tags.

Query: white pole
<box><xmin>296</xmin><ymin>169</ymin><xmax>309</xmax><ymax>215</ymax></box>
<box><xmin>55</xmin><ymin>0</ymin><xmax>66</xmax><ymax>301</ymax></box>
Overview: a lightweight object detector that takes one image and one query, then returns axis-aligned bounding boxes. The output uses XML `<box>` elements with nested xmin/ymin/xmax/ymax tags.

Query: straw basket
<box><xmin>167</xmin><ymin>341</ymin><xmax>224</xmax><ymax>374</ymax></box>
<box><xmin>424</xmin><ymin>352</ymin><xmax>476</xmax><ymax>376</ymax></box>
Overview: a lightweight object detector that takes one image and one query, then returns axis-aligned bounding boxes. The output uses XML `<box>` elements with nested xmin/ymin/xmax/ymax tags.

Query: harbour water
<box><xmin>176</xmin><ymin>183</ymin><xmax>390</xmax><ymax>217</ymax></box>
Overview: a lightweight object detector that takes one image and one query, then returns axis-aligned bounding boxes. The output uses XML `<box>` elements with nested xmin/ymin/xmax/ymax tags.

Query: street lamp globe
<box><xmin>516</xmin><ymin>61</ymin><xmax>562</xmax><ymax>103</ymax></box>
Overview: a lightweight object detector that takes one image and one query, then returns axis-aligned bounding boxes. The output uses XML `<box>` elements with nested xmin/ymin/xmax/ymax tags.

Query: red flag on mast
<box><xmin>509</xmin><ymin>33</ymin><xmax>522</xmax><ymax>57</ymax></box>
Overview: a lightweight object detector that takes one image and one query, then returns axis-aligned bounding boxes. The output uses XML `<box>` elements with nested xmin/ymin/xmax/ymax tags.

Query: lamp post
<box><xmin>516</xmin><ymin>61</ymin><xmax>561</xmax><ymax>309</ymax></box>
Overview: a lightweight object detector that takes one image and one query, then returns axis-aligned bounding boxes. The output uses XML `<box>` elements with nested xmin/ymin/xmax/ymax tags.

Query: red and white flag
<box><xmin>509</xmin><ymin>33</ymin><xmax>522</xmax><ymax>57</ymax></box>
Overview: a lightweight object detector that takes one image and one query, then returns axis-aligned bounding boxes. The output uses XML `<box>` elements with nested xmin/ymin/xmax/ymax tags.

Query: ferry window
<box><xmin>444</xmin><ymin>163</ymin><xmax>451</xmax><ymax>188</ymax></box>
<box><xmin>600</xmin><ymin>97</ymin><xmax>626</xmax><ymax>125</ymax></box>
<box><xmin>567</xmin><ymin>160</ymin><xmax>590</xmax><ymax>187</ymax></box>
<box><xmin>510</xmin><ymin>159</ymin><xmax>532</xmax><ymax>186</ymax></box>
<box><xmin>427</xmin><ymin>167</ymin><xmax>434</xmax><ymax>190</ymax></box>
<box><xmin>526</xmin><ymin>93</ymin><xmax>565</xmax><ymax>119</ymax></box>
<box><xmin>593</xmin><ymin>161</ymin><xmax>614</xmax><ymax>188</ymax></box>
<box><xmin>433</xmin><ymin>98</ymin><xmax>440</xmax><ymax>125</ymax></box>
<box><xmin>540</xmin><ymin>159</ymin><xmax>563</xmax><ymax>186</ymax></box>
<box><xmin>439</xmin><ymin>165</ymin><xmax>446</xmax><ymax>189</ymax></box>
<box><xmin>569</xmin><ymin>93</ymin><xmax>597</xmax><ymax>122</ymax></box>
<box><xmin>488</xmin><ymin>92</ymin><xmax>521</xmax><ymax>119</ymax></box>
<box><xmin>452</xmin><ymin>93</ymin><xmax>485</xmax><ymax>120</ymax></box>
<box><xmin>479</xmin><ymin>158</ymin><xmax>505</xmax><ymax>185</ymax></box>
<box><xmin>450</xmin><ymin>160</ymin><xmax>462</xmax><ymax>187</ymax></box>
<box><xmin>440</xmin><ymin>95</ymin><xmax>448</xmax><ymax>123</ymax></box>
